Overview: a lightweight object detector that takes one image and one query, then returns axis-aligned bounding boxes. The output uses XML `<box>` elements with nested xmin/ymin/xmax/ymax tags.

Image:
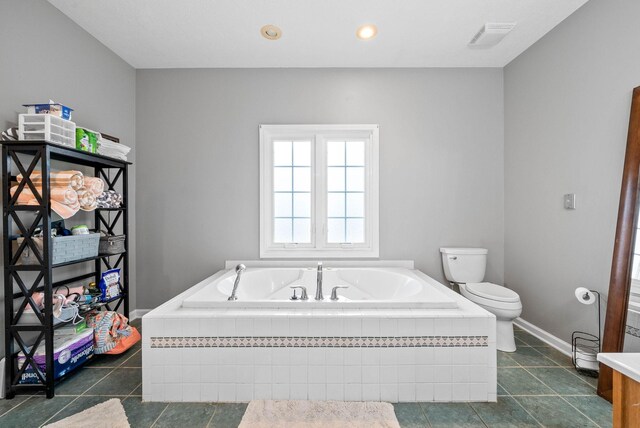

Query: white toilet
<box><xmin>440</xmin><ymin>247</ymin><xmax>522</xmax><ymax>352</ymax></box>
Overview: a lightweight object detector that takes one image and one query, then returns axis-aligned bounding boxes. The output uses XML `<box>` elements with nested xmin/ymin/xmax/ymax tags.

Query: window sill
<box><xmin>260</xmin><ymin>248</ymin><xmax>379</xmax><ymax>259</ymax></box>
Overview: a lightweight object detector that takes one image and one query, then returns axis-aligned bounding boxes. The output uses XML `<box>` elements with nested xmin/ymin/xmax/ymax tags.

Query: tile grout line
<box><xmin>512</xmin><ymin>344</ymin><xmax>597</xmax><ymax>390</ymax></box>
<box><xmin>559</xmin><ymin>367</ymin><xmax>599</xmax><ymax>391</ymax></box>
<box><xmin>205</xmin><ymin>403</ymin><xmax>218</xmax><ymax>428</ymax></box>
<box><xmin>0</xmin><ymin>396</ymin><xmax>32</xmax><ymax>418</ymax></box>
<box><xmin>498</xmin><ymin>352</ymin><xmax>552</xmax><ymax>427</ymax></box>
<box><xmin>149</xmin><ymin>403</ymin><xmax>170</xmax><ymax>428</ymax></box>
<box><xmin>466</xmin><ymin>402</ymin><xmax>490</xmax><ymax>428</ymax></box>
<box><xmin>122</xmin><ymin>381</ymin><xmax>142</xmax><ymax>402</ymax></box>
<box><xmin>520</xmin><ymin>366</ymin><xmax>602</xmax><ymax>427</ymax></box>
<box><xmin>510</xmin><ymin>394</ymin><xmax>549</xmax><ymax>428</ymax></box>
<box><xmin>500</xmin><ymin>380</ymin><xmax>545</xmax><ymax>428</ymax></box>
<box><xmin>505</xmin><ymin>341</ymin><xmax>549</xmax><ymax>427</ymax></box>
<box><xmin>39</xmin><ymin>364</ymin><xmax>118</xmax><ymax>427</ymax></box>
<box><xmin>562</xmin><ymin>366</ymin><xmax>600</xmax><ymax>389</ymax></box>
<box><xmin>519</xmin><ymin>363</ymin><xmax>596</xmax><ymax>396</ymax></box>
<box><xmin>557</xmin><ymin>395</ymin><xmax>605</xmax><ymax>428</ymax></box>
<box><xmin>417</xmin><ymin>402</ymin><xmax>434</xmax><ymax>428</ymax></box>
<box><xmin>503</xmin><ymin>394</ymin><xmax>600</xmax><ymax>397</ymax></box>
<box><xmin>39</xmin><ymin>396</ymin><xmax>82</xmax><ymax>428</ymax></box>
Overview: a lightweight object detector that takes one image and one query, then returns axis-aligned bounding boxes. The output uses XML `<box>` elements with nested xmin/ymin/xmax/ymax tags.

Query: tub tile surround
<box><xmin>142</xmin><ymin>261</ymin><xmax>497</xmax><ymax>403</ymax></box>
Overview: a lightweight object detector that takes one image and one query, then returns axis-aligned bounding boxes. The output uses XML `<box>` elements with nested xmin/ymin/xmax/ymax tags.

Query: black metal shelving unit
<box><xmin>1</xmin><ymin>140</ymin><xmax>131</xmax><ymax>398</ymax></box>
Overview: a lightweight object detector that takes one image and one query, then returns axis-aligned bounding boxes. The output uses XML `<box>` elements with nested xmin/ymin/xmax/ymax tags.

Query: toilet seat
<box><xmin>465</xmin><ymin>282</ymin><xmax>520</xmax><ymax>303</ymax></box>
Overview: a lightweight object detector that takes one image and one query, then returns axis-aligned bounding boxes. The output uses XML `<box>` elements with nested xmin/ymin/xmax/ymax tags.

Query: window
<box><xmin>260</xmin><ymin>124</ymin><xmax>379</xmax><ymax>258</ymax></box>
<box><xmin>631</xmin><ymin>226</ymin><xmax>640</xmax><ymax>301</ymax></box>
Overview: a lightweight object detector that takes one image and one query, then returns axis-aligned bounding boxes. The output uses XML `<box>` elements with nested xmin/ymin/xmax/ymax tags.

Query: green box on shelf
<box><xmin>76</xmin><ymin>128</ymin><xmax>98</xmax><ymax>153</ymax></box>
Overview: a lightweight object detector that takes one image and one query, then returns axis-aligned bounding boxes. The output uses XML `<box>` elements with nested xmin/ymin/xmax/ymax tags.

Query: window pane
<box><xmin>346</xmin><ymin>141</ymin><xmax>365</xmax><ymax>166</ymax></box>
<box><xmin>327</xmin><ymin>167</ymin><xmax>345</xmax><ymax>191</ymax></box>
<box><xmin>274</xmin><ymin>193</ymin><xmax>292</xmax><ymax>217</ymax></box>
<box><xmin>293</xmin><ymin>192</ymin><xmax>311</xmax><ymax>218</ymax></box>
<box><xmin>327</xmin><ymin>218</ymin><xmax>345</xmax><ymax>243</ymax></box>
<box><xmin>293</xmin><ymin>219</ymin><xmax>311</xmax><ymax>243</ymax></box>
<box><xmin>327</xmin><ymin>193</ymin><xmax>345</xmax><ymax>217</ymax></box>
<box><xmin>346</xmin><ymin>192</ymin><xmax>364</xmax><ymax>217</ymax></box>
<box><xmin>327</xmin><ymin>141</ymin><xmax>345</xmax><ymax>166</ymax></box>
<box><xmin>346</xmin><ymin>167</ymin><xmax>365</xmax><ymax>192</ymax></box>
<box><xmin>293</xmin><ymin>167</ymin><xmax>311</xmax><ymax>192</ymax></box>
<box><xmin>274</xmin><ymin>218</ymin><xmax>292</xmax><ymax>243</ymax></box>
<box><xmin>273</xmin><ymin>167</ymin><xmax>292</xmax><ymax>191</ymax></box>
<box><xmin>633</xmin><ymin>255</ymin><xmax>640</xmax><ymax>280</ymax></box>
<box><xmin>293</xmin><ymin>141</ymin><xmax>311</xmax><ymax>166</ymax></box>
<box><xmin>346</xmin><ymin>219</ymin><xmax>365</xmax><ymax>243</ymax></box>
<box><xmin>273</xmin><ymin>141</ymin><xmax>292</xmax><ymax>166</ymax></box>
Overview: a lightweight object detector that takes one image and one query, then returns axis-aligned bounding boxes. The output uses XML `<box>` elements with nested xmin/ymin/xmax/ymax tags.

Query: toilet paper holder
<box><xmin>571</xmin><ymin>288</ymin><xmax>601</xmax><ymax>378</ymax></box>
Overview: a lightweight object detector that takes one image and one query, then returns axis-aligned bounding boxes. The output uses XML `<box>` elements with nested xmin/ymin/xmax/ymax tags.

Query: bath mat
<box><xmin>239</xmin><ymin>400</ymin><xmax>400</xmax><ymax>428</ymax></box>
<box><xmin>44</xmin><ymin>398</ymin><xmax>130</xmax><ymax>428</ymax></box>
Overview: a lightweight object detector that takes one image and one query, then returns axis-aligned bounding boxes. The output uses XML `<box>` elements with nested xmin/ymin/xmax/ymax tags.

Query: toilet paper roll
<box><xmin>575</xmin><ymin>287</ymin><xmax>596</xmax><ymax>305</ymax></box>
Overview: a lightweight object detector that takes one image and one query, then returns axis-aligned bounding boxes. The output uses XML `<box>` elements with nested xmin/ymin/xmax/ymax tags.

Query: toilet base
<box><xmin>497</xmin><ymin>320</ymin><xmax>517</xmax><ymax>352</ymax></box>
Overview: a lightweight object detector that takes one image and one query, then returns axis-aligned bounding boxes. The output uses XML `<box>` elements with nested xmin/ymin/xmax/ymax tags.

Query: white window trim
<box><xmin>260</xmin><ymin>124</ymin><xmax>379</xmax><ymax>258</ymax></box>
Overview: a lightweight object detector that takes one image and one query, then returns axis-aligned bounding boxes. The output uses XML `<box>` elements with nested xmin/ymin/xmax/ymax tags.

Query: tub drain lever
<box><xmin>290</xmin><ymin>286</ymin><xmax>308</xmax><ymax>300</ymax></box>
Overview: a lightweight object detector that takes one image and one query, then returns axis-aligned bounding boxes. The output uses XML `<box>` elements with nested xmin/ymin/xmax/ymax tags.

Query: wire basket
<box><xmin>572</xmin><ymin>331</ymin><xmax>600</xmax><ymax>377</ymax></box>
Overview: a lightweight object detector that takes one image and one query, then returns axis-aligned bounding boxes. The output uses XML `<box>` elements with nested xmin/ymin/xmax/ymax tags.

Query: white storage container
<box><xmin>18</xmin><ymin>114</ymin><xmax>76</xmax><ymax>148</ymax></box>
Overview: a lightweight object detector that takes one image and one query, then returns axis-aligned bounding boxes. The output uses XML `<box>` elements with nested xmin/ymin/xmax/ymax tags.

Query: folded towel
<box><xmin>18</xmin><ymin>170</ymin><xmax>84</xmax><ymax>190</ymax></box>
<box><xmin>83</xmin><ymin>176</ymin><xmax>105</xmax><ymax>196</ymax></box>
<box><xmin>97</xmin><ymin>139</ymin><xmax>131</xmax><ymax>161</ymax></box>
<box><xmin>76</xmin><ymin>187</ymin><xmax>97</xmax><ymax>211</ymax></box>
<box><xmin>98</xmin><ymin>139</ymin><xmax>131</xmax><ymax>153</ymax></box>
<box><xmin>10</xmin><ymin>185</ymin><xmax>78</xmax><ymax>206</ymax></box>
<box><xmin>97</xmin><ymin>190</ymin><xmax>123</xmax><ymax>208</ymax></box>
<box><xmin>51</xmin><ymin>200</ymin><xmax>80</xmax><ymax>219</ymax></box>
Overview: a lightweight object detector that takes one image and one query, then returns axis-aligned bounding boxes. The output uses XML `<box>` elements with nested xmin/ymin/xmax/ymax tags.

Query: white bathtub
<box><xmin>182</xmin><ymin>266</ymin><xmax>457</xmax><ymax>309</ymax></box>
<box><xmin>143</xmin><ymin>261</ymin><xmax>497</xmax><ymax>403</ymax></box>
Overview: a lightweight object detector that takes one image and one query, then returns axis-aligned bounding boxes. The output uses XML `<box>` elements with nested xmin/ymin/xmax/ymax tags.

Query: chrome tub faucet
<box><xmin>227</xmin><ymin>263</ymin><xmax>246</xmax><ymax>301</ymax></box>
<box><xmin>315</xmin><ymin>261</ymin><xmax>323</xmax><ymax>300</ymax></box>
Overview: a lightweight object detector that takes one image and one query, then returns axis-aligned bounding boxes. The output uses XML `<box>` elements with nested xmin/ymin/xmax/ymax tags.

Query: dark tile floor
<box><xmin>0</xmin><ymin>323</ymin><xmax>612</xmax><ymax>427</ymax></box>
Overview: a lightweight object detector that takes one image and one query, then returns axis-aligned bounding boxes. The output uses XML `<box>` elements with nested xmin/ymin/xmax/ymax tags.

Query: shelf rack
<box><xmin>2</xmin><ymin>141</ymin><xmax>131</xmax><ymax>398</ymax></box>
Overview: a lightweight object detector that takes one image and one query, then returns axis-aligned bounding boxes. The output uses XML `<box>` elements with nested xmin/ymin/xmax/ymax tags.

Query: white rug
<box><xmin>44</xmin><ymin>398</ymin><xmax>130</xmax><ymax>428</ymax></box>
<box><xmin>239</xmin><ymin>400</ymin><xmax>400</xmax><ymax>428</ymax></box>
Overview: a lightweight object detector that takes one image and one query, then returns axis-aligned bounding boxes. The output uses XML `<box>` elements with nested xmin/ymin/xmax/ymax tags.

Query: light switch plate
<box><xmin>564</xmin><ymin>193</ymin><xmax>576</xmax><ymax>210</ymax></box>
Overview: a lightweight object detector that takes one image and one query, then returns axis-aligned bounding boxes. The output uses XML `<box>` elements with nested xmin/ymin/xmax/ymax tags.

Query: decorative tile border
<box><xmin>627</xmin><ymin>325</ymin><xmax>640</xmax><ymax>338</ymax></box>
<box><xmin>150</xmin><ymin>335</ymin><xmax>488</xmax><ymax>349</ymax></box>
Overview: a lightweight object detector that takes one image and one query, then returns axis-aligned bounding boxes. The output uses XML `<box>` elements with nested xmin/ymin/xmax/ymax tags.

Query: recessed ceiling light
<box><xmin>356</xmin><ymin>24</ymin><xmax>377</xmax><ymax>40</ymax></box>
<box><xmin>261</xmin><ymin>25</ymin><xmax>282</xmax><ymax>40</ymax></box>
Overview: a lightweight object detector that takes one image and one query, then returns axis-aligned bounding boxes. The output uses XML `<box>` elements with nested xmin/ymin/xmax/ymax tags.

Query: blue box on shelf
<box><xmin>23</xmin><ymin>103</ymin><xmax>73</xmax><ymax>120</ymax></box>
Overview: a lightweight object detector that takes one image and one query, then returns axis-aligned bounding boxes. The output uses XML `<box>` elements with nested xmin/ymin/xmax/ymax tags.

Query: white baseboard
<box><xmin>130</xmin><ymin>309</ymin><xmax>151</xmax><ymax>321</ymax></box>
<box><xmin>514</xmin><ymin>317</ymin><xmax>573</xmax><ymax>357</ymax></box>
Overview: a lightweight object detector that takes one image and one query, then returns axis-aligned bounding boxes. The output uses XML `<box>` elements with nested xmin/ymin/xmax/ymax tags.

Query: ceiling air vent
<box><xmin>469</xmin><ymin>23</ymin><xmax>516</xmax><ymax>47</ymax></box>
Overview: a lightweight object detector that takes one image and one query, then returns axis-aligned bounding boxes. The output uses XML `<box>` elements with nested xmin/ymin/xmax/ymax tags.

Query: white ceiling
<box><xmin>48</xmin><ymin>0</ymin><xmax>589</xmax><ymax>69</ymax></box>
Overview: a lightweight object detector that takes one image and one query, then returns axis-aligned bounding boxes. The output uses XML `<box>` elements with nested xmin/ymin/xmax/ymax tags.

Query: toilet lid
<box><xmin>466</xmin><ymin>282</ymin><xmax>520</xmax><ymax>303</ymax></box>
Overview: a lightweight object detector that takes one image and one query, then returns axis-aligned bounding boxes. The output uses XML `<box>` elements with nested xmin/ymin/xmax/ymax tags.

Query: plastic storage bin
<box><xmin>18</xmin><ymin>114</ymin><xmax>76</xmax><ymax>148</ymax></box>
<box><xmin>14</xmin><ymin>232</ymin><xmax>100</xmax><ymax>265</ymax></box>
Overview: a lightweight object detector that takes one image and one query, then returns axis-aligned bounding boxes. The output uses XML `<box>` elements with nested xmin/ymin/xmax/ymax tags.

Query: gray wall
<box><xmin>504</xmin><ymin>0</ymin><xmax>640</xmax><ymax>342</ymax></box>
<box><xmin>136</xmin><ymin>68</ymin><xmax>504</xmax><ymax>309</ymax></box>
<box><xmin>0</xmin><ymin>0</ymin><xmax>136</xmax><ymax>353</ymax></box>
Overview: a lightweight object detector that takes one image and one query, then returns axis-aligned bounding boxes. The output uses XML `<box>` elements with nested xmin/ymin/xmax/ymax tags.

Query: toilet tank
<box><xmin>440</xmin><ymin>247</ymin><xmax>488</xmax><ymax>283</ymax></box>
